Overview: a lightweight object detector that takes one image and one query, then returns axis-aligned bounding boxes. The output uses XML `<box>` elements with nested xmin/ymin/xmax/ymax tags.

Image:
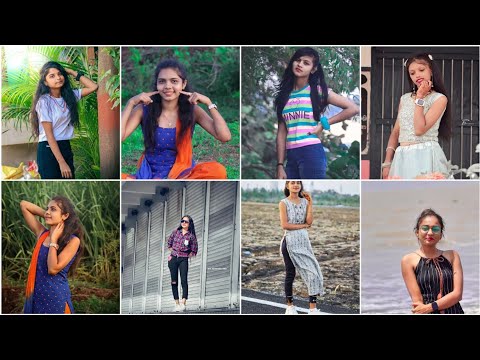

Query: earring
<box><xmin>412</xmin><ymin>85</ymin><xmax>416</xmax><ymax>94</ymax></box>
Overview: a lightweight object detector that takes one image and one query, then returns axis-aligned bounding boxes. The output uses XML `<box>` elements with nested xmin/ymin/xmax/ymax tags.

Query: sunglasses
<box><xmin>181</xmin><ymin>219</ymin><xmax>189</xmax><ymax>224</ymax></box>
<box><xmin>419</xmin><ymin>225</ymin><xmax>441</xmax><ymax>234</ymax></box>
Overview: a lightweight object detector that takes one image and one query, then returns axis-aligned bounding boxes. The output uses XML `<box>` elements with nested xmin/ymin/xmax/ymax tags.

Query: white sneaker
<box><xmin>308</xmin><ymin>308</ymin><xmax>321</xmax><ymax>315</ymax></box>
<box><xmin>285</xmin><ymin>305</ymin><xmax>298</xmax><ymax>315</ymax></box>
<box><xmin>174</xmin><ymin>304</ymin><xmax>181</xmax><ymax>312</ymax></box>
<box><xmin>179</xmin><ymin>303</ymin><xmax>186</xmax><ymax>312</ymax></box>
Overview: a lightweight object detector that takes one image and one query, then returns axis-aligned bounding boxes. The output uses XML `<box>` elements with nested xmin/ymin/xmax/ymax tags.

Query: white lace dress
<box><xmin>281</xmin><ymin>198</ymin><xmax>324</xmax><ymax>296</ymax></box>
<box><xmin>389</xmin><ymin>92</ymin><xmax>449</xmax><ymax>179</ymax></box>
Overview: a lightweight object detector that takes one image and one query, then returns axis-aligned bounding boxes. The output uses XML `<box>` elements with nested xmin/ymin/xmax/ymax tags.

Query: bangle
<box><xmin>277</xmin><ymin>163</ymin><xmax>284</xmax><ymax>167</ymax></box>
<box><xmin>386</xmin><ymin>146</ymin><xmax>396</xmax><ymax>153</ymax></box>
<box><xmin>75</xmin><ymin>71</ymin><xmax>84</xmax><ymax>81</ymax></box>
<box><xmin>49</xmin><ymin>243</ymin><xmax>59</xmax><ymax>250</ymax></box>
<box><xmin>381</xmin><ymin>162</ymin><xmax>392</xmax><ymax>168</ymax></box>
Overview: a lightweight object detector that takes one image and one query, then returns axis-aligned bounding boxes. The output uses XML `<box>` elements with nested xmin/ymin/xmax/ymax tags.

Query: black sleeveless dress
<box><xmin>414</xmin><ymin>254</ymin><xmax>464</xmax><ymax>314</ymax></box>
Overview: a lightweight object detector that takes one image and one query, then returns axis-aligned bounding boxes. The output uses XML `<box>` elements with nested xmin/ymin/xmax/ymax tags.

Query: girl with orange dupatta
<box><xmin>121</xmin><ymin>58</ymin><xmax>231</xmax><ymax>179</ymax></box>
<box><xmin>22</xmin><ymin>196</ymin><xmax>83</xmax><ymax>314</ymax></box>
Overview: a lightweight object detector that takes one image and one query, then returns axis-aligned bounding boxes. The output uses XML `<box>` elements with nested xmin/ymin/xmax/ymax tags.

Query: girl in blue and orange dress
<box><xmin>21</xmin><ymin>196</ymin><xmax>84</xmax><ymax>314</ymax></box>
<box><xmin>121</xmin><ymin>58</ymin><xmax>231</xmax><ymax>179</ymax></box>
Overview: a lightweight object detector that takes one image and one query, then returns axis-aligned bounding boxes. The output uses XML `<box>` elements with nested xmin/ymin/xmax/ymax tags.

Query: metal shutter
<box><xmin>121</xmin><ymin>226</ymin><xmax>135</xmax><ymax>313</ymax></box>
<box><xmin>183</xmin><ymin>182</ymin><xmax>207</xmax><ymax>310</ymax></box>
<box><xmin>131</xmin><ymin>211</ymin><xmax>148</xmax><ymax>313</ymax></box>
<box><xmin>204</xmin><ymin>181</ymin><xmax>237</xmax><ymax>309</ymax></box>
<box><xmin>144</xmin><ymin>201</ymin><xmax>164</xmax><ymax>313</ymax></box>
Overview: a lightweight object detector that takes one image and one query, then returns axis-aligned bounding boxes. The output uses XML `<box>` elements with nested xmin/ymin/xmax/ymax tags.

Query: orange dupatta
<box><xmin>24</xmin><ymin>229</ymin><xmax>49</xmax><ymax>313</ymax></box>
<box><xmin>167</xmin><ymin>120</ymin><xmax>226</xmax><ymax>179</ymax></box>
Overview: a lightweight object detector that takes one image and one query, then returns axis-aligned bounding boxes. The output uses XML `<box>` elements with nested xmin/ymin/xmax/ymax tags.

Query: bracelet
<box><xmin>75</xmin><ymin>71</ymin><xmax>84</xmax><ymax>81</ymax></box>
<box><xmin>386</xmin><ymin>146</ymin><xmax>396</xmax><ymax>153</ymax></box>
<box><xmin>277</xmin><ymin>163</ymin><xmax>284</xmax><ymax>167</ymax></box>
<box><xmin>49</xmin><ymin>243</ymin><xmax>59</xmax><ymax>250</ymax></box>
<box><xmin>381</xmin><ymin>162</ymin><xmax>392</xmax><ymax>168</ymax></box>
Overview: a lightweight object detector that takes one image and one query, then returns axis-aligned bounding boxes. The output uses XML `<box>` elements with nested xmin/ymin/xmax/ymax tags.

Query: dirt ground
<box><xmin>242</xmin><ymin>202</ymin><xmax>360</xmax><ymax>312</ymax></box>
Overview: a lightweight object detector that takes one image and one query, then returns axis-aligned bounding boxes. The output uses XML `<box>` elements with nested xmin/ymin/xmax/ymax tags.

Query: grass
<box><xmin>122</xmin><ymin>121</ymin><xmax>240</xmax><ymax>178</ymax></box>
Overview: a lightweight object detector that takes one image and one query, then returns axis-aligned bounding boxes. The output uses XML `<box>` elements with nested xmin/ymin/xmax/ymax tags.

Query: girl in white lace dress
<box><xmin>279</xmin><ymin>181</ymin><xmax>323</xmax><ymax>314</ymax></box>
<box><xmin>382</xmin><ymin>53</ymin><xmax>451</xmax><ymax>179</ymax></box>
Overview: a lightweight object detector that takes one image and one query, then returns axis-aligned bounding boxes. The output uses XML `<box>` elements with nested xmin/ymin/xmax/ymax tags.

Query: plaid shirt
<box><xmin>167</xmin><ymin>229</ymin><xmax>198</xmax><ymax>257</ymax></box>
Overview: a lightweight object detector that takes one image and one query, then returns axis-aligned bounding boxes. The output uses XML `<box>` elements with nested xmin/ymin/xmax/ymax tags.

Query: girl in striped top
<box><xmin>401</xmin><ymin>209</ymin><xmax>464</xmax><ymax>314</ymax></box>
<box><xmin>274</xmin><ymin>47</ymin><xmax>359</xmax><ymax>179</ymax></box>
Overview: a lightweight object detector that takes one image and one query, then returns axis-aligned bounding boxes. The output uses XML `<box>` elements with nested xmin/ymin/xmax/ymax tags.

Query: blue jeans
<box><xmin>285</xmin><ymin>143</ymin><xmax>327</xmax><ymax>179</ymax></box>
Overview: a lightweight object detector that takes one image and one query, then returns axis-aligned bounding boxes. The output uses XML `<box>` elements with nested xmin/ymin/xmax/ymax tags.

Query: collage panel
<box><xmin>121</xmin><ymin>181</ymin><xmax>240</xmax><ymax>314</ymax></box>
<box><xmin>1</xmin><ymin>181</ymin><xmax>120</xmax><ymax>314</ymax></box>
<box><xmin>361</xmin><ymin>46</ymin><xmax>479</xmax><ymax>179</ymax></box>
<box><xmin>241</xmin><ymin>46</ymin><xmax>360</xmax><ymax>180</ymax></box>
<box><xmin>1</xmin><ymin>46</ymin><xmax>120</xmax><ymax>180</ymax></box>
<box><xmin>241</xmin><ymin>180</ymin><xmax>360</xmax><ymax>314</ymax></box>
<box><xmin>121</xmin><ymin>46</ymin><xmax>240</xmax><ymax>180</ymax></box>
<box><xmin>361</xmin><ymin>181</ymin><xmax>479</xmax><ymax>314</ymax></box>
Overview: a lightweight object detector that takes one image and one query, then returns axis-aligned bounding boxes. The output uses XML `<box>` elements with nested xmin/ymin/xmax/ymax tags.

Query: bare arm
<box><xmin>65</xmin><ymin>69</ymin><xmax>98</xmax><ymax>97</ymax></box>
<box><xmin>276</xmin><ymin>120</ymin><xmax>288</xmax><ymax>179</ymax></box>
<box><xmin>382</xmin><ymin>104</ymin><xmax>401</xmax><ymax>179</ymax></box>
<box><xmin>401</xmin><ymin>254</ymin><xmax>424</xmax><ymax>304</ymax></box>
<box><xmin>121</xmin><ymin>92</ymin><xmax>159</xmax><ymax>141</ymax></box>
<box><xmin>413</xmin><ymin>96</ymin><xmax>447</xmax><ymax>136</ymax></box>
<box><xmin>47</xmin><ymin>225</ymin><xmax>80</xmax><ymax>275</ymax></box>
<box><xmin>279</xmin><ymin>201</ymin><xmax>310</xmax><ymax>230</ymax></box>
<box><xmin>302</xmin><ymin>192</ymin><xmax>313</xmax><ymax>225</ymax></box>
<box><xmin>326</xmin><ymin>91</ymin><xmax>360</xmax><ymax>126</ymax></box>
<box><xmin>42</xmin><ymin>122</ymin><xmax>72</xmax><ymax>179</ymax></box>
<box><xmin>20</xmin><ymin>200</ymin><xmax>46</xmax><ymax>237</ymax></box>
<box><xmin>194</xmin><ymin>105</ymin><xmax>231</xmax><ymax>143</ymax></box>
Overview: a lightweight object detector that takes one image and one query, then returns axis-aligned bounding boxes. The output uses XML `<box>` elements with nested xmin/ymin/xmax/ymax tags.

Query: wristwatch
<box><xmin>414</xmin><ymin>98</ymin><xmax>425</xmax><ymax>107</ymax></box>
<box><xmin>431</xmin><ymin>301</ymin><xmax>439</xmax><ymax>312</ymax></box>
<box><xmin>208</xmin><ymin>103</ymin><xmax>218</xmax><ymax>110</ymax></box>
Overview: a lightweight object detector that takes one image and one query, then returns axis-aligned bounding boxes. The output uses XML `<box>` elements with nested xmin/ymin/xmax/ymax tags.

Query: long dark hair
<box><xmin>283</xmin><ymin>181</ymin><xmax>304</xmax><ymax>197</ymax></box>
<box><xmin>274</xmin><ymin>47</ymin><xmax>329</xmax><ymax>123</ymax></box>
<box><xmin>414</xmin><ymin>208</ymin><xmax>445</xmax><ymax>237</ymax></box>
<box><xmin>50</xmin><ymin>196</ymin><xmax>84</xmax><ymax>275</ymax></box>
<box><xmin>30</xmin><ymin>61</ymin><xmax>79</xmax><ymax>137</ymax></box>
<box><xmin>142</xmin><ymin>59</ymin><xmax>195</xmax><ymax>150</ymax></box>
<box><xmin>177</xmin><ymin>215</ymin><xmax>196</xmax><ymax>238</ymax></box>
<box><xmin>405</xmin><ymin>53</ymin><xmax>452</xmax><ymax>140</ymax></box>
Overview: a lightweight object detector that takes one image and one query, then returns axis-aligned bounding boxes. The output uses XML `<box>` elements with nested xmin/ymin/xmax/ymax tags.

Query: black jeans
<box><xmin>37</xmin><ymin>140</ymin><xmax>75</xmax><ymax>179</ymax></box>
<box><xmin>282</xmin><ymin>239</ymin><xmax>295</xmax><ymax>301</ymax></box>
<box><xmin>168</xmin><ymin>255</ymin><xmax>189</xmax><ymax>300</ymax></box>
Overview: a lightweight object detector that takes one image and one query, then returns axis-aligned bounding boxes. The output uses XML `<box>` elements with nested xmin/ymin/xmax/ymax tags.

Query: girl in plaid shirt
<box><xmin>167</xmin><ymin>215</ymin><xmax>198</xmax><ymax>312</ymax></box>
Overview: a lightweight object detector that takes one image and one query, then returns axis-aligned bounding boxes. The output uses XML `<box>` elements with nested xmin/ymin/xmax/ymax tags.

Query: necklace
<box><xmin>160</xmin><ymin>113</ymin><xmax>175</xmax><ymax>128</ymax></box>
<box><xmin>49</xmin><ymin>95</ymin><xmax>67</xmax><ymax>112</ymax></box>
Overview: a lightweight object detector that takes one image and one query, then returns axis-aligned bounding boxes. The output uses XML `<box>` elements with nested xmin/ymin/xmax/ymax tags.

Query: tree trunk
<box><xmin>97</xmin><ymin>47</ymin><xmax>120</xmax><ymax>179</ymax></box>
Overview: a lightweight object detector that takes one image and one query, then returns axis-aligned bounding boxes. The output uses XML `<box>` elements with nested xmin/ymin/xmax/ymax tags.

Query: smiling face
<box><xmin>416</xmin><ymin>215</ymin><xmax>442</xmax><ymax>247</ymax></box>
<box><xmin>286</xmin><ymin>181</ymin><xmax>303</xmax><ymax>194</ymax></box>
<box><xmin>292</xmin><ymin>56</ymin><xmax>316</xmax><ymax>79</ymax></box>
<box><xmin>44</xmin><ymin>68</ymin><xmax>65</xmax><ymax>90</ymax></box>
<box><xmin>156</xmin><ymin>68</ymin><xmax>186</xmax><ymax>101</ymax></box>
<box><xmin>44</xmin><ymin>200</ymin><xmax>69</xmax><ymax>226</ymax></box>
<box><xmin>408</xmin><ymin>60</ymin><xmax>432</xmax><ymax>88</ymax></box>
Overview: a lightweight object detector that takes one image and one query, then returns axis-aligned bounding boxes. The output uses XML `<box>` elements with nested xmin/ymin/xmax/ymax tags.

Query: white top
<box><xmin>36</xmin><ymin>89</ymin><xmax>82</xmax><ymax>142</ymax></box>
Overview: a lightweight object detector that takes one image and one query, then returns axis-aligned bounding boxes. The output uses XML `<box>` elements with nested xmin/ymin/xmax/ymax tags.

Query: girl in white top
<box><xmin>30</xmin><ymin>61</ymin><xmax>98</xmax><ymax>179</ymax></box>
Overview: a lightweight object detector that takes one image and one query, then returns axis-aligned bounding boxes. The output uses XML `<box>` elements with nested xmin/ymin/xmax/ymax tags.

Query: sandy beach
<box><xmin>242</xmin><ymin>202</ymin><xmax>360</xmax><ymax>312</ymax></box>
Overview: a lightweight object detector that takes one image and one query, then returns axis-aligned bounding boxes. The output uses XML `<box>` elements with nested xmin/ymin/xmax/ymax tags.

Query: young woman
<box><xmin>30</xmin><ymin>61</ymin><xmax>98</xmax><ymax>179</ymax></box>
<box><xmin>21</xmin><ymin>196</ymin><xmax>84</xmax><ymax>314</ymax></box>
<box><xmin>275</xmin><ymin>47</ymin><xmax>359</xmax><ymax>179</ymax></box>
<box><xmin>122</xmin><ymin>58</ymin><xmax>231</xmax><ymax>179</ymax></box>
<box><xmin>279</xmin><ymin>181</ymin><xmax>323</xmax><ymax>314</ymax></box>
<box><xmin>401</xmin><ymin>209</ymin><xmax>464</xmax><ymax>314</ymax></box>
<box><xmin>167</xmin><ymin>215</ymin><xmax>198</xmax><ymax>312</ymax></box>
<box><xmin>382</xmin><ymin>53</ymin><xmax>451</xmax><ymax>179</ymax></box>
